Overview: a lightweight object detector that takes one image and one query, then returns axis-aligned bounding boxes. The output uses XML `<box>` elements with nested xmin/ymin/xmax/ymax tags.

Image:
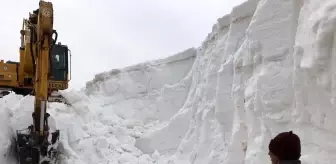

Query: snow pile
<box><xmin>0</xmin><ymin>92</ymin><xmax>161</xmax><ymax>164</ymax></box>
<box><xmin>2</xmin><ymin>0</ymin><xmax>336</xmax><ymax>164</ymax></box>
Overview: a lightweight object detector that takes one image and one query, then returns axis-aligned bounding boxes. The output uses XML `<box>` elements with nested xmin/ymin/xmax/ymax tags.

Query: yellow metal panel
<box><xmin>0</xmin><ymin>62</ymin><xmax>18</xmax><ymax>87</ymax></box>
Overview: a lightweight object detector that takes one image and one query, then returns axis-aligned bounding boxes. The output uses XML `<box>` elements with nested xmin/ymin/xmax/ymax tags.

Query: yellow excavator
<box><xmin>0</xmin><ymin>3</ymin><xmax>71</xmax><ymax>104</ymax></box>
<box><xmin>0</xmin><ymin>1</ymin><xmax>71</xmax><ymax>163</ymax></box>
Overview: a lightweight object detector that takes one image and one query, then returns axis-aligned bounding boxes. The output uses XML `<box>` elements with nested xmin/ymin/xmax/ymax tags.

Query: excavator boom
<box><xmin>33</xmin><ymin>0</ymin><xmax>53</xmax><ymax>136</ymax></box>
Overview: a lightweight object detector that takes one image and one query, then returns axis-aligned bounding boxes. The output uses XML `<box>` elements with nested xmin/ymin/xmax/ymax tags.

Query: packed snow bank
<box><xmin>85</xmin><ymin>48</ymin><xmax>197</xmax><ymax>122</ymax></box>
<box><xmin>1</xmin><ymin>92</ymin><xmax>162</xmax><ymax>164</ymax></box>
<box><xmin>2</xmin><ymin>0</ymin><xmax>336</xmax><ymax>163</ymax></box>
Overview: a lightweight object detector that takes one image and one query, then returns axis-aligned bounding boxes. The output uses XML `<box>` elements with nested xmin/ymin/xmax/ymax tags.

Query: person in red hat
<box><xmin>268</xmin><ymin>131</ymin><xmax>301</xmax><ymax>164</ymax></box>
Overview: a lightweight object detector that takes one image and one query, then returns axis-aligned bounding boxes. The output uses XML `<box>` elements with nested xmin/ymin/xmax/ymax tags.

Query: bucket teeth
<box><xmin>48</xmin><ymin>91</ymin><xmax>69</xmax><ymax>105</ymax></box>
<box><xmin>48</xmin><ymin>95</ymin><xmax>69</xmax><ymax>105</ymax></box>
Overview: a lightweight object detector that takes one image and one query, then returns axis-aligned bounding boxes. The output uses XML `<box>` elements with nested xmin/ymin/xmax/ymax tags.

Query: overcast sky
<box><xmin>0</xmin><ymin>0</ymin><xmax>245</xmax><ymax>90</ymax></box>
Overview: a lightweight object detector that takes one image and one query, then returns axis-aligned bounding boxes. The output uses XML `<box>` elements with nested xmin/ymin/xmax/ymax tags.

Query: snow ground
<box><xmin>2</xmin><ymin>0</ymin><xmax>336</xmax><ymax>163</ymax></box>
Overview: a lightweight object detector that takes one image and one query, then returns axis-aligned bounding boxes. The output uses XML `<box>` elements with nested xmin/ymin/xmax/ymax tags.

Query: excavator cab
<box><xmin>51</xmin><ymin>43</ymin><xmax>68</xmax><ymax>81</ymax></box>
<box><xmin>50</xmin><ymin>42</ymin><xmax>70</xmax><ymax>87</ymax></box>
<box><xmin>48</xmin><ymin>42</ymin><xmax>71</xmax><ymax>103</ymax></box>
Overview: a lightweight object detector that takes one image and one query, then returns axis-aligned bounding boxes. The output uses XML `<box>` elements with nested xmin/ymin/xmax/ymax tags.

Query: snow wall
<box><xmin>2</xmin><ymin>0</ymin><xmax>336</xmax><ymax>163</ymax></box>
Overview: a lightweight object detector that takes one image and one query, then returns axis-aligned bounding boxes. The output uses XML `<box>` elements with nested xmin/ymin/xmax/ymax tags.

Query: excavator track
<box><xmin>0</xmin><ymin>89</ymin><xmax>69</xmax><ymax>105</ymax></box>
<box><xmin>0</xmin><ymin>87</ymin><xmax>32</xmax><ymax>98</ymax></box>
<box><xmin>0</xmin><ymin>88</ymin><xmax>12</xmax><ymax>98</ymax></box>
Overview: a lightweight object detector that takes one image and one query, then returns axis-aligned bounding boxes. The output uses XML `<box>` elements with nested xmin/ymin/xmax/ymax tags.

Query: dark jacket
<box><xmin>279</xmin><ymin>160</ymin><xmax>301</xmax><ymax>164</ymax></box>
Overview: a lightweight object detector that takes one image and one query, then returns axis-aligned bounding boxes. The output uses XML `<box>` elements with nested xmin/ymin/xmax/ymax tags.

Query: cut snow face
<box><xmin>2</xmin><ymin>0</ymin><xmax>336</xmax><ymax>164</ymax></box>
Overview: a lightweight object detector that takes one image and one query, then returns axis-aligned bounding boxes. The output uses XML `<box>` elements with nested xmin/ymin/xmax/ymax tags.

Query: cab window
<box><xmin>53</xmin><ymin>53</ymin><xmax>65</xmax><ymax>69</ymax></box>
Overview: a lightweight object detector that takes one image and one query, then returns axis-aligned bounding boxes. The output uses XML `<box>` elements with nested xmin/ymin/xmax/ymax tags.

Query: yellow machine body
<box><xmin>4</xmin><ymin>1</ymin><xmax>72</xmax><ymax>163</ymax></box>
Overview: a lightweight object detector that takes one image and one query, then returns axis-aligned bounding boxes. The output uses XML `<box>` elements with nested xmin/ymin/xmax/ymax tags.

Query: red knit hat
<box><xmin>268</xmin><ymin>131</ymin><xmax>301</xmax><ymax>160</ymax></box>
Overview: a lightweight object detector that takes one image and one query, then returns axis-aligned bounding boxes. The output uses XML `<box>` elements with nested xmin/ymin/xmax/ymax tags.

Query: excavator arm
<box><xmin>33</xmin><ymin>0</ymin><xmax>53</xmax><ymax>137</ymax></box>
<box><xmin>15</xmin><ymin>1</ymin><xmax>61</xmax><ymax>164</ymax></box>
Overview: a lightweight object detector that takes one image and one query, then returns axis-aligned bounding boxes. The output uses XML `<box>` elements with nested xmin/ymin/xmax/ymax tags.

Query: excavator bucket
<box><xmin>16</xmin><ymin>129</ymin><xmax>60</xmax><ymax>164</ymax></box>
<box><xmin>15</xmin><ymin>118</ymin><xmax>60</xmax><ymax>164</ymax></box>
